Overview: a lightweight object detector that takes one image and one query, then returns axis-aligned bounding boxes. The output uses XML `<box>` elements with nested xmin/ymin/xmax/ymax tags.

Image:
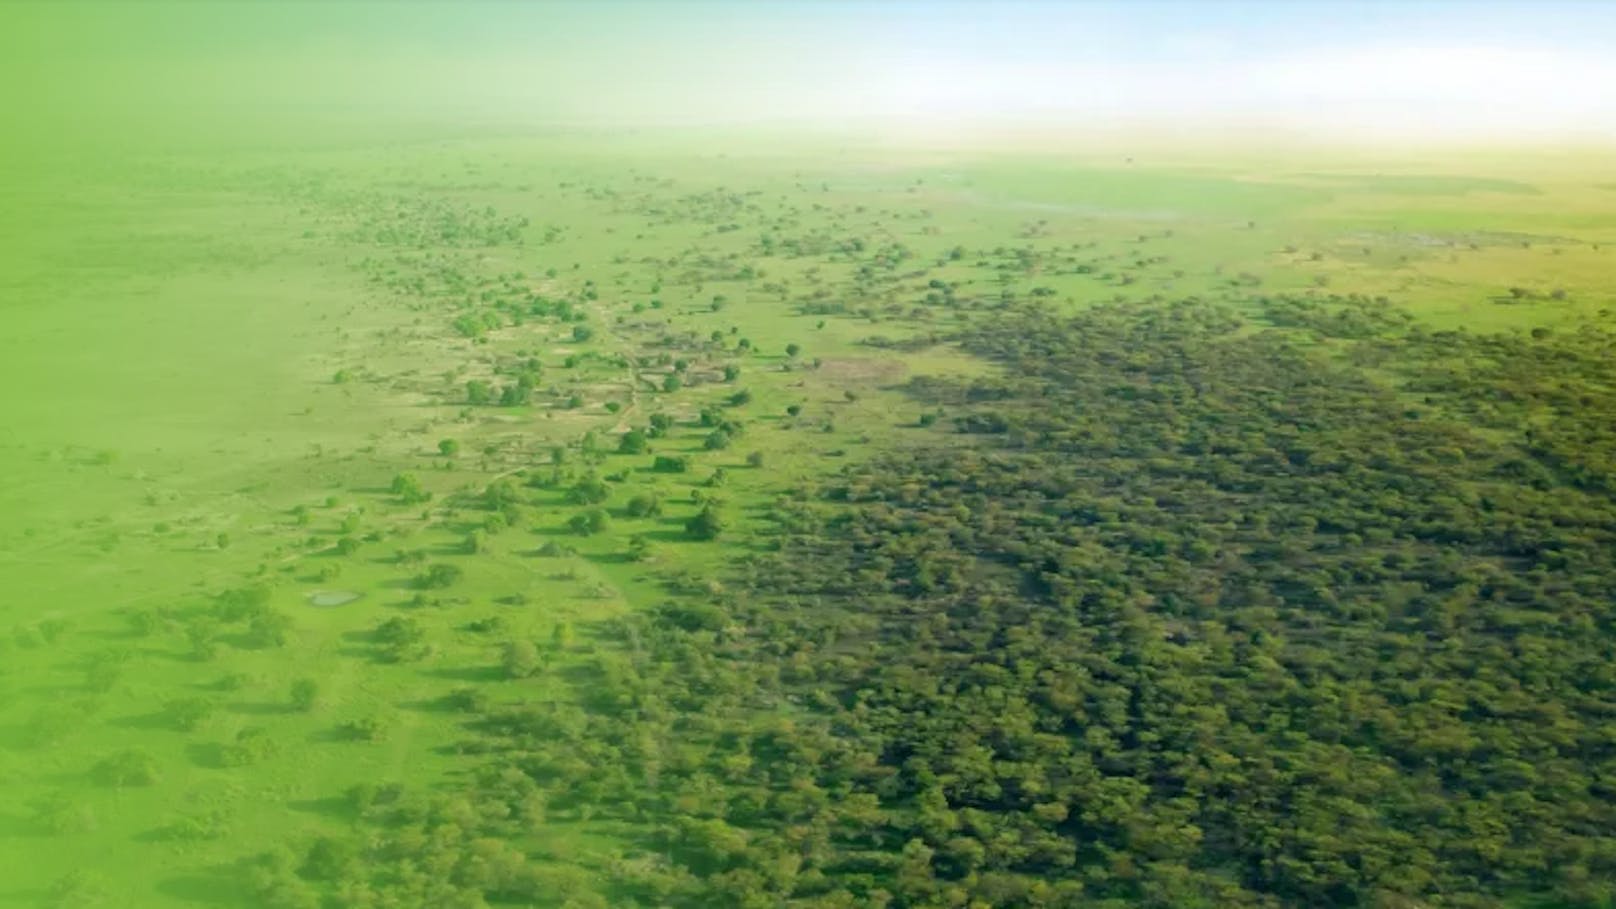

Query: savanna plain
<box><xmin>2</xmin><ymin>133</ymin><xmax>1615</xmax><ymax>909</ymax></box>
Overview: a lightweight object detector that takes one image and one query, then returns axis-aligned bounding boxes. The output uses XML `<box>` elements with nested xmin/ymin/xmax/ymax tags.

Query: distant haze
<box><xmin>5</xmin><ymin>0</ymin><xmax>1615</xmax><ymax>146</ymax></box>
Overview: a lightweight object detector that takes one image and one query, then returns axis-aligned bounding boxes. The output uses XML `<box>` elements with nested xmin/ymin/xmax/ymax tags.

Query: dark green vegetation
<box><xmin>3</xmin><ymin>138</ymin><xmax>1616</xmax><ymax>908</ymax></box>
<box><xmin>727</xmin><ymin>300</ymin><xmax>1616</xmax><ymax>906</ymax></box>
<box><xmin>238</xmin><ymin>297</ymin><xmax>1616</xmax><ymax>908</ymax></box>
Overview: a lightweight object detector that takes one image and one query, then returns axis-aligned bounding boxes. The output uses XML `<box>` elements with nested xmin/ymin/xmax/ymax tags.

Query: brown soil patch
<box><xmin>815</xmin><ymin>357</ymin><xmax>908</xmax><ymax>383</ymax></box>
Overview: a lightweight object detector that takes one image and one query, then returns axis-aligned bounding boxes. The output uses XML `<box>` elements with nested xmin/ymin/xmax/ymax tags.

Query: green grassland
<box><xmin>1</xmin><ymin>135</ymin><xmax>1614</xmax><ymax>907</ymax></box>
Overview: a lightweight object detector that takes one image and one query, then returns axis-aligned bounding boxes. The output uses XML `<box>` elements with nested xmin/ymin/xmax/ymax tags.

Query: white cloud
<box><xmin>830</xmin><ymin>41</ymin><xmax>1616</xmax><ymax>139</ymax></box>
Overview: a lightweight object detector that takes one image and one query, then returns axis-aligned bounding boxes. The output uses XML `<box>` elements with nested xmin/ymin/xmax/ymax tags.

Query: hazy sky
<box><xmin>8</xmin><ymin>1</ymin><xmax>1616</xmax><ymax>141</ymax></box>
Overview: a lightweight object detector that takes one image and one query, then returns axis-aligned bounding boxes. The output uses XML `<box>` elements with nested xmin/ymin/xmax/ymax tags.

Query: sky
<box><xmin>6</xmin><ymin>1</ymin><xmax>1616</xmax><ymax>143</ymax></box>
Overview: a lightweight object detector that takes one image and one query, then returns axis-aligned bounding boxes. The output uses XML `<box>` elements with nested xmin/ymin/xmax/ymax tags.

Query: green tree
<box><xmin>550</xmin><ymin>621</ymin><xmax>575</xmax><ymax>651</ymax></box>
<box><xmin>290</xmin><ymin>678</ymin><xmax>320</xmax><ymax>712</ymax></box>
<box><xmin>300</xmin><ymin>836</ymin><xmax>359</xmax><ymax>882</ymax></box>
<box><xmin>568</xmin><ymin>509</ymin><xmax>609</xmax><ymax>536</ymax></box>
<box><xmin>566</xmin><ymin>476</ymin><xmax>610</xmax><ymax>505</ymax></box>
<box><xmin>374</xmin><ymin>616</ymin><xmax>427</xmax><ymax>662</ymax></box>
<box><xmin>499</xmin><ymin>382</ymin><xmax>531</xmax><ymax>406</ymax></box>
<box><xmin>246</xmin><ymin>610</ymin><xmax>293</xmax><ymax>648</ymax></box>
<box><xmin>686</xmin><ymin>505</ymin><xmax>725</xmax><ymax>541</ymax></box>
<box><xmin>95</xmin><ymin>749</ymin><xmax>159</xmax><ymax>787</ymax></box>
<box><xmin>627</xmin><ymin>534</ymin><xmax>653</xmax><ymax>562</ymax></box>
<box><xmin>186</xmin><ymin>619</ymin><xmax>220</xmax><ymax>661</ymax></box>
<box><xmin>391</xmin><ymin>472</ymin><xmax>431</xmax><ymax>505</ymax></box>
<box><xmin>653</xmin><ymin>455</ymin><xmax>690</xmax><ymax>473</ymax></box>
<box><xmin>482</xmin><ymin>478</ymin><xmax>521</xmax><ymax>510</ymax></box>
<box><xmin>164</xmin><ymin>697</ymin><xmax>214</xmax><ymax>732</ymax></box>
<box><xmin>416</xmin><ymin>563</ymin><xmax>463</xmax><ymax>589</ymax></box>
<box><xmin>337</xmin><ymin>716</ymin><xmax>387</xmax><ymax>743</ymax></box>
<box><xmin>503</xmin><ymin>640</ymin><xmax>541</xmax><ymax>679</ymax></box>
<box><xmin>625</xmin><ymin>493</ymin><xmax>662</xmax><ymax>517</ymax></box>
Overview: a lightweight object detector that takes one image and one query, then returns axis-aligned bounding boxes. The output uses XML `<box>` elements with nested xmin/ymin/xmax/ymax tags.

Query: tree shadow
<box><xmin>85</xmin><ymin>626</ymin><xmax>147</xmax><ymax>643</ymax></box>
<box><xmin>430</xmin><ymin>737</ymin><xmax>496</xmax><ymax>759</ymax></box>
<box><xmin>154</xmin><ymin>866</ymin><xmax>246</xmax><ymax>906</ymax></box>
<box><xmin>132</xmin><ymin>824</ymin><xmax>191</xmax><ymax>844</ymax></box>
<box><xmin>419</xmin><ymin>664</ymin><xmax>504</xmax><ymax>684</ymax></box>
<box><xmin>284</xmin><ymin>796</ymin><xmax>354</xmax><ymax>823</ymax></box>
<box><xmin>439</xmin><ymin>518</ymin><xmax>488</xmax><ymax>535</ymax></box>
<box><xmin>227</xmin><ymin>701</ymin><xmax>289</xmax><ymax>717</ymax></box>
<box><xmin>307</xmin><ymin>726</ymin><xmax>357</xmax><ymax>745</ymax></box>
<box><xmin>185</xmin><ymin>743</ymin><xmax>228</xmax><ymax>770</ymax></box>
<box><xmin>0</xmin><ymin>722</ymin><xmax>59</xmax><ymax>752</ymax></box>
<box><xmin>106</xmin><ymin>710</ymin><xmax>177</xmax><ymax>732</ymax></box>
<box><xmin>0</xmin><ymin>810</ymin><xmax>41</xmax><ymax>840</ymax></box>
<box><xmin>0</xmin><ymin>887</ymin><xmax>49</xmax><ymax>906</ymax></box>
<box><xmin>397</xmin><ymin>696</ymin><xmax>455</xmax><ymax>715</ymax></box>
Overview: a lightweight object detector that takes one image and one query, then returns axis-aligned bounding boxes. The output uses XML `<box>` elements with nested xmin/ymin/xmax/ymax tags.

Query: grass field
<box><xmin>2</xmin><ymin>133</ymin><xmax>1614</xmax><ymax>907</ymax></box>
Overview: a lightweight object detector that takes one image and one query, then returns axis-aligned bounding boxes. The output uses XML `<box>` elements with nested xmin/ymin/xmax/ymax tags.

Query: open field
<box><xmin>2</xmin><ymin>134</ymin><xmax>1615</xmax><ymax>908</ymax></box>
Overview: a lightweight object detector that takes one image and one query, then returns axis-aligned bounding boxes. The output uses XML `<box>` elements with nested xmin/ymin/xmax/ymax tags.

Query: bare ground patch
<box><xmin>815</xmin><ymin>357</ymin><xmax>909</xmax><ymax>384</ymax></box>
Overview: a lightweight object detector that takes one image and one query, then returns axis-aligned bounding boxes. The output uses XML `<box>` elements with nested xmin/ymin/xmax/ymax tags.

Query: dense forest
<box><xmin>247</xmin><ymin>295</ymin><xmax>1616</xmax><ymax>908</ymax></box>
